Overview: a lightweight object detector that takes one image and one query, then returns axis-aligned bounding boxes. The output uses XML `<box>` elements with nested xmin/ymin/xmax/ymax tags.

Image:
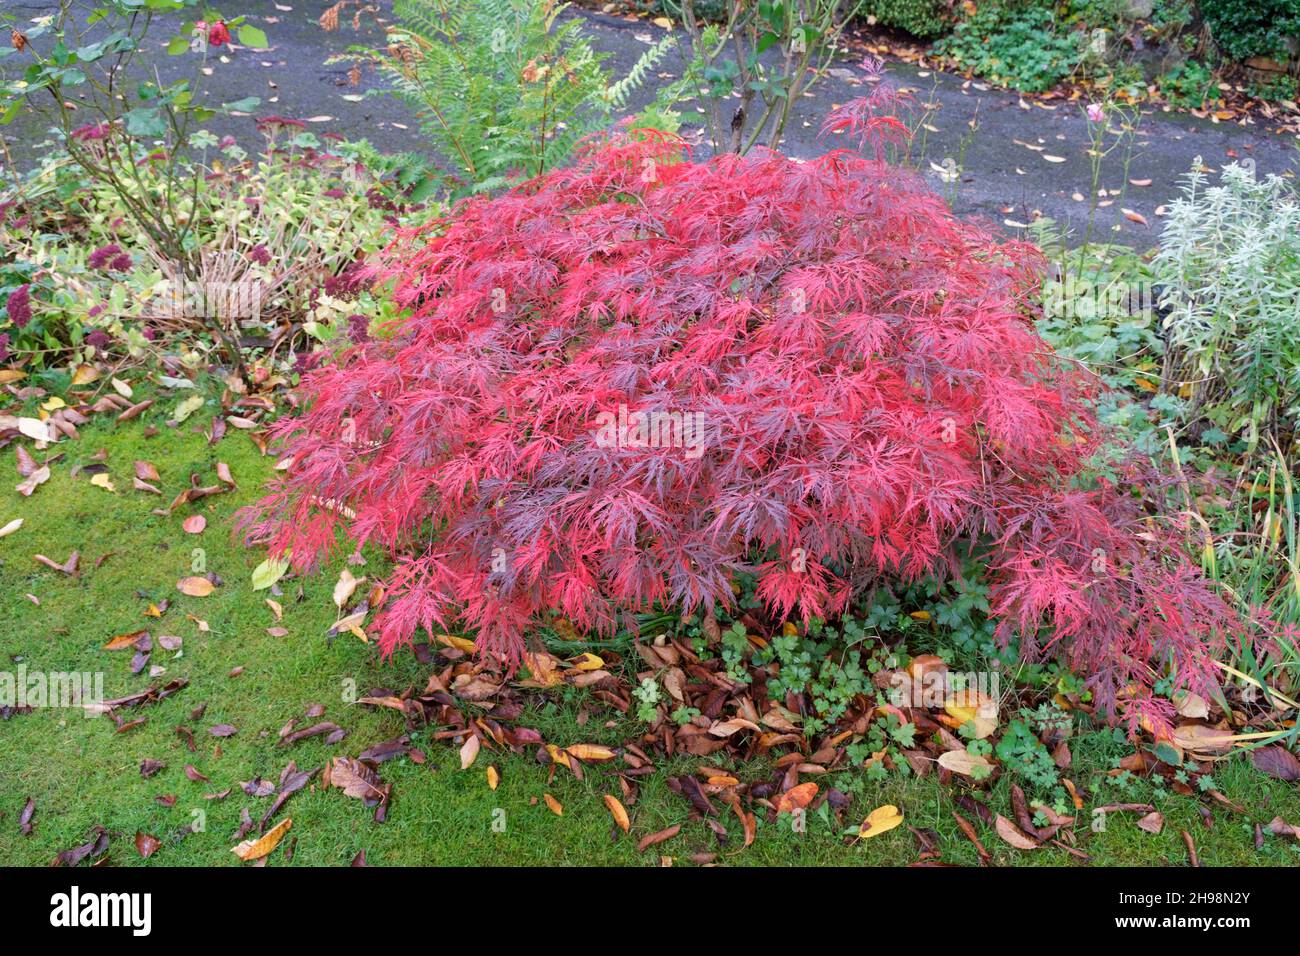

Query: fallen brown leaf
<box><xmin>994</xmin><ymin>814</ymin><xmax>1041</xmax><ymax>850</ymax></box>
<box><xmin>135</xmin><ymin>831</ymin><xmax>162</xmax><ymax>859</ymax></box>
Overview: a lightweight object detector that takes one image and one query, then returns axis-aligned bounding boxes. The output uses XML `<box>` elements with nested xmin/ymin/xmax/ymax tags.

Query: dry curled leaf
<box><xmin>994</xmin><ymin>814</ymin><xmax>1041</xmax><ymax>850</ymax></box>
<box><xmin>604</xmin><ymin>794</ymin><xmax>630</xmax><ymax>832</ymax></box>
<box><xmin>566</xmin><ymin>743</ymin><xmax>616</xmax><ymax>761</ymax></box>
<box><xmin>638</xmin><ymin>823</ymin><xmax>681</xmax><ymax>852</ymax></box>
<box><xmin>231</xmin><ymin>817</ymin><xmax>291</xmax><ymax>861</ymax></box>
<box><xmin>16</xmin><ymin>465</ymin><xmax>49</xmax><ymax>497</ymax></box>
<box><xmin>459</xmin><ymin>734</ymin><xmax>481</xmax><ymax>770</ymax></box>
<box><xmin>104</xmin><ymin>629</ymin><xmax>149</xmax><ymax>650</ymax></box>
<box><xmin>333</xmin><ymin>569</ymin><xmax>363</xmax><ymax>609</ymax></box>
<box><xmin>135</xmin><ymin>831</ymin><xmax>162</xmax><ymax>859</ymax></box>
<box><xmin>1136</xmin><ymin>811</ymin><xmax>1164</xmax><ymax>834</ymax></box>
<box><xmin>774</xmin><ymin>781</ymin><xmax>818</xmax><ymax>814</ymax></box>
<box><xmin>937</xmin><ymin>748</ymin><xmax>994</xmax><ymax>778</ymax></box>
<box><xmin>328</xmin><ymin>757</ymin><xmax>385</xmax><ymax>800</ymax></box>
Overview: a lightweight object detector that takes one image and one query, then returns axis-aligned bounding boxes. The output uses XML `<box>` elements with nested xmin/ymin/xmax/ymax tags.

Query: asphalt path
<box><xmin>4</xmin><ymin>0</ymin><xmax>1296</xmax><ymax>247</ymax></box>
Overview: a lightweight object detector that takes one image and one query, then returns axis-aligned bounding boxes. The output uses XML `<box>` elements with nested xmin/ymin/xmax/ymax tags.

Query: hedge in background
<box><xmin>1199</xmin><ymin>0</ymin><xmax>1300</xmax><ymax>63</ymax></box>
<box><xmin>863</xmin><ymin>0</ymin><xmax>952</xmax><ymax>38</ymax></box>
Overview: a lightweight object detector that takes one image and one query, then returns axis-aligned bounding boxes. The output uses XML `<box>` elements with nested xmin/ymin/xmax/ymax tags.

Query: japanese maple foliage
<box><xmin>243</xmin><ymin>104</ymin><xmax>1243</xmax><ymax>728</ymax></box>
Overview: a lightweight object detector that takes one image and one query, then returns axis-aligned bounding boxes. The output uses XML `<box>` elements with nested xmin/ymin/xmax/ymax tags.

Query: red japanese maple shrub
<box><xmin>242</xmin><ymin>104</ymin><xmax>1243</xmax><ymax>730</ymax></box>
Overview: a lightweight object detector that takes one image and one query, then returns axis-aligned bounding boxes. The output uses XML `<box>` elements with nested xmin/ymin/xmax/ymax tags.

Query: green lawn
<box><xmin>2</xmin><ymin>402</ymin><xmax>1298</xmax><ymax>866</ymax></box>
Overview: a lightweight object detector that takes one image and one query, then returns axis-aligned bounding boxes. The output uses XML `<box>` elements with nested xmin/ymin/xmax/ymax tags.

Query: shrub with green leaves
<box><xmin>861</xmin><ymin>0</ymin><xmax>951</xmax><ymax>38</ymax></box>
<box><xmin>0</xmin><ymin>0</ymin><xmax>280</xmax><ymax>376</ymax></box>
<box><xmin>674</xmin><ymin>0</ymin><xmax>866</xmax><ymax>153</ymax></box>
<box><xmin>1199</xmin><ymin>0</ymin><xmax>1300</xmax><ymax>63</ymax></box>
<box><xmin>1153</xmin><ymin>161</ymin><xmax>1300</xmax><ymax>456</ymax></box>
<box><xmin>1030</xmin><ymin>222</ymin><xmax>1175</xmax><ymax>457</ymax></box>
<box><xmin>935</xmin><ymin>3</ymin><xmax>1082</xmax><ymax>93</ymax></box>
<box><xmin>0</xmin><ymin>130</ymin><xmax>419</xmax><ymax>383</ymax></box>
<box><xmin>1158</xmin><ymin>59</ymin><xmax>1219</xmax><ymax>108</ymax></box>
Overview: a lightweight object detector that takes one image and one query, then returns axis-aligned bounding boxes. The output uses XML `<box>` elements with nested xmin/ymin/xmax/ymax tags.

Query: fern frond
<box><xmin>607</xmin><ymin>35</ymin><xmax>674</xmax><ymax>110</ymax></box>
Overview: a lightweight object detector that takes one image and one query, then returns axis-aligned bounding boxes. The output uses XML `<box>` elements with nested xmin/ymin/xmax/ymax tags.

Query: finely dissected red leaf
<box><xmin>242</xmin><ymin>98</ymin><xmax>1251</xmax><ymax>724</ymax></box>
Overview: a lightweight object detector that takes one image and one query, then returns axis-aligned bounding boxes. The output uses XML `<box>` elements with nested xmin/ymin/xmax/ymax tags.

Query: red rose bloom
<box><xmin>208</xmin><ymin>21</ymin><xmax>231</xmax><ymax>47</ymax></box>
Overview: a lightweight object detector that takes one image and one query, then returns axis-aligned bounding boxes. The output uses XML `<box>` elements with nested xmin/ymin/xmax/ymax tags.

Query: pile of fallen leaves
<box><xmin>22</xmin><ymin>593</ymin><xmax>1300</xmax><ymax>866</ymax></box>
<box><xmin>319</xmin><ymin>607</ymin><xmax>1299</xmax><ymax>865</ymax></box>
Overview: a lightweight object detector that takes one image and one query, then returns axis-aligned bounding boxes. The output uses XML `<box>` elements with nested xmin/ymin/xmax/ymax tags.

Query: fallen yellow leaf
<box><xmin>70</xmin><ymin>364</ymin><xmax>99</xmax><ymax>386</ymax></box>
<box><xmin>858</xmin><ymin>804</ymin><xmax>904</xmax><ymax>839</ymax></box>
<box><xmin>944</xmin><ymin>688</ymin><xmax>998</xmax><ymax>738</ymax></box>
<box><xmin>231</xmin><ymin>817</ymin><xmax>291</xmax><ymax>861</ymax></box>
<box><xmin>566</xmin><ymin>743</ymin><xmax>616</xmax><ymax>761</ymax></box>
<box><xmin>604</xmin><ymin>794</ymin><xmax>630</xmax><ymax>832</ymax></box>
<box><xmin>436</xmin><ymin>633</ymin><xmax>477</xmax><ymax>654</ymax></box>
<box><xmin>568</xmin><ymin>652</ymin><xmax>605</xmax><ymax>671</ymax></box>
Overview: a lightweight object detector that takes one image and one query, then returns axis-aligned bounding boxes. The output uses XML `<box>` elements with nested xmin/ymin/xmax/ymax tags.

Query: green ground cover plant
<box><xmin>935</xmin><ymin>3</ymin><xmax>1082</xmax><ymax>93</ymax></box>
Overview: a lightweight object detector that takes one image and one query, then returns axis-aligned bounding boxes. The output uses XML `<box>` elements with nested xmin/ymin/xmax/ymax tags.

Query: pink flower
<box><xmin>71</xmin><ymin>122</ymin><xmax>112</xmax><ymax>143</ymax></box>
<box><xmin>5</xmin><ymin>284</ymin><xmax>32</xmax><ymax>328</ymax></box>
<box><xmin>88</xmin><ymin>244</ymin><xmax>132</xmax><ymax>273</ymax></box>
<box><xmin>1086</xmin><ymin>103</ymin><xmax>1105</xmax><ymax>123</ymax></box>
<box><xmin>208</xmin><ymin>21</ymin><xmax>231</xmax><ymax>47</ymax></box>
